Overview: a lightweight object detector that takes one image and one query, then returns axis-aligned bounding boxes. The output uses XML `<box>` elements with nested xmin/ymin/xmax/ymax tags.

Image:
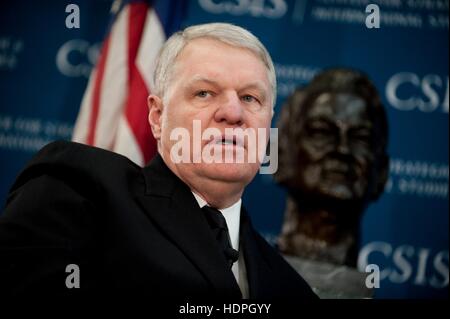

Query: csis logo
<box><xmin>198</xmin><ymin>0</ymin><xmax>288</xmax><ymax>19</ymax></box>
<box><xmin>358</xmin><ymin>242</ymin><xmax>448</xmax><ymax>289</ymax></box>
<box><xmin>56</xmin><ymin>39</ymin><xmax>101</xmax><ymax>78</ymax></box>
<box><xmin>386</xmin><ymin>72</ymin><xmax>449</xmax><ymax>114</ymax></box>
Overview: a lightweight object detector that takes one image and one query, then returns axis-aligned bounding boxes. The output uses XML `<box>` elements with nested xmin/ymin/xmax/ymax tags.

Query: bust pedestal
<box><xmin>284</xmin><ymin>255</ymin><xmax>373</xmax><ymax>299</ymax></box>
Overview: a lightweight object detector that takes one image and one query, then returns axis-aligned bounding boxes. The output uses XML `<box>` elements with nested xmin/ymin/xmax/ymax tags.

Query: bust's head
<box><xmin>275</xmin><ymin>68</ymin><xmax>389</xmax><ymax>211</ymax></box>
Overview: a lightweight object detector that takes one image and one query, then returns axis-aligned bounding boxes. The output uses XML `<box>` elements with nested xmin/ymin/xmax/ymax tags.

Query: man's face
<box><xmin>295</xmin><ymin>92</ymin><xmax>376</xmax><ymax>202</ymax></box>
<box><xmin>150</xmin><ymin>38</ymin><xmax>273</xmax><ymax>191</ymax></box>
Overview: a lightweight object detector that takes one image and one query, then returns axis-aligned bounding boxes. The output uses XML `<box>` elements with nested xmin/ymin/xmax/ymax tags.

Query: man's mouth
<box><xmin>208</xmin><ymin>135</ymin><xmax>245</xmax><ymax>148</ymax></box>
<box><xmin>219</xmin><ymin>138</ymin><xmax>235</xmax><ymax>145</ymax></box>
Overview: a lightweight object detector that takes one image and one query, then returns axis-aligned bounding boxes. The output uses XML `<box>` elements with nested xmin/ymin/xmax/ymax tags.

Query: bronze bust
<box><xmin>275</xmin><ymin>68</ymin><xmax>389</xmax><ymax>267</ymax></box>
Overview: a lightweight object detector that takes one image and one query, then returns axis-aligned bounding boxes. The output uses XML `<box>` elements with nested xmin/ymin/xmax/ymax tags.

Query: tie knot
<box><xmin>201</xmin><ymin>206</ymin><xmax>228</xmax><ymax>231</ymax></box>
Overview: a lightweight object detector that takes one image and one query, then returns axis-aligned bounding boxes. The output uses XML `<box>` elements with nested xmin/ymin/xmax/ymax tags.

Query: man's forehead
<box><xmin>175</xmin><ymin>37</ymin><xmax>264</xmax><ymax>69</ymax></box>
<box><xmin>187</xmin><ymin>75</ymin><xmax>268</xmax><ymax>89</ymax></box>
<box><xmin>176</xmin><ymin>37</ymin><xmax>230</xmax><ymax>62</ymax></box>
<box><xmin>175</xmin><ymin>42</ymin><xmax>270</xmax><ymax>86</ymax></box>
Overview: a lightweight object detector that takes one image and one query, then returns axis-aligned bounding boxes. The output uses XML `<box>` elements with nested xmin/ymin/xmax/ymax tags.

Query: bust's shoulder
<box><xmin>10</xmin><ymin>140</ymin><xmax>141</xmax><ymax>192</ymax></box>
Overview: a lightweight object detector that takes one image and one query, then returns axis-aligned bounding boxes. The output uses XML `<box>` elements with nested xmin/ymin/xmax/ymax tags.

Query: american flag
<box><xmin>72</xmin><ymin>0</ymin><xmax>187</xmax><ymax>166</ymax></box>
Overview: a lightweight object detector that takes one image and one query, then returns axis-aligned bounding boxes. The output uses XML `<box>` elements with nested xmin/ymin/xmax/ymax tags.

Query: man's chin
<box><xmin>199</xmin><ymin>162</ymin><xmax>257</xmax><ymax>183</ymax></box>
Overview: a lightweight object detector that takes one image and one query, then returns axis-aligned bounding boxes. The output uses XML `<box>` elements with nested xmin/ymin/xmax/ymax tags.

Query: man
<box><xmin>0</xmin><ymin>23</ymin><xmax>316</xmax><ymax>299</ymax></box>
<box><xmin>275</xmin><ymin>68</ymin><xmax>389</xmax><ymax>267</ymax></box>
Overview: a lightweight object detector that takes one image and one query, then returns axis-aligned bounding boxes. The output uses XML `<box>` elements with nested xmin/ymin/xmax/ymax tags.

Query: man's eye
<box><xmin>242</xmin><ymin>95</ymin><xmax>257</xmax><ymax>103</ymax></box>
<box><xmin>195</xmin><ymin>91</ymin><xmax>211</xmax><ymax>98</ymax></box>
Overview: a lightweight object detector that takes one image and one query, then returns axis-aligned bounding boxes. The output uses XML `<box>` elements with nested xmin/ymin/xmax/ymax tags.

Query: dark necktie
<box><xmin>201</xmin><ymin>206</ymin><xmax>239</xmax><ymax>267</ymax></box>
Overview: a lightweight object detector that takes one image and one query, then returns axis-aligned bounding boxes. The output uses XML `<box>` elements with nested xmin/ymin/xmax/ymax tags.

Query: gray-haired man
<box><xmin>0</xmin><ymin>23</ymin><xmax>317</xmax><ymax>300</ymax></box>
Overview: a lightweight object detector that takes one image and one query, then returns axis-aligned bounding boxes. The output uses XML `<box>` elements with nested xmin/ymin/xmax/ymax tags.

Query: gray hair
<box><xmin>153</xmin><ymin>23</ymin><xmax>277</xmax><ymax>107</ymax></box>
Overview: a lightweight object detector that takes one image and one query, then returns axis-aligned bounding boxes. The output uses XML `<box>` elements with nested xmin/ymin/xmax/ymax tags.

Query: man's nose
<box><xmin>214</xmin><ymin>92</ymin><xmax>244</xmax><ymax>126</ymax></box>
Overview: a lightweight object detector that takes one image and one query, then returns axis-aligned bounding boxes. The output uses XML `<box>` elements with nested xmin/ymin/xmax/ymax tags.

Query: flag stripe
<box><xmin>94</xmin><ymin>7</ymin><xmax>128</xmax><ymax>148</ymax></box>
<box><xmin>113</xmin><ymin>5</ymin><xmax>162</xmax><ymax>164</ymax></box>
<box><xmin>114</xmin><ymin>116</ymin><xmax>144</xmax><ymax>165</ymax></box>
<box><xmin>124</xmin><ymin>3</ymin><xmax>153</xmax><ymax>162</ymax></box>
<box><xmin>72</xmin><ymin>66</ymin><xmax>96</xmax><ymax>144</ymax></box>
<box><xmin>123</xmin><ymin>6</ymin><xmax>163</xmax><ymax>163</ymax></box>
<box><xmin>111</xmin><ymin>2</ymin><xmax>152</xmax><ymax>165</ymax></box>
<box><xmin>87</xmin><ymin>35</ymin><xmax>111</xmax><ymax>145</ymax></box>
<box><xmin>135</xmin><ymin>9</ymin><xmax>166</xmax><ymax>92</ymax></box>
<box><xmin>127</xmin><ymin>3</ymin><xmax>148</xmax><ymax>82</ymax></box>
<box><xmin>125</xmin><ymin>65</ymin><xmax>155</xmax><ymax>163</ymax></box>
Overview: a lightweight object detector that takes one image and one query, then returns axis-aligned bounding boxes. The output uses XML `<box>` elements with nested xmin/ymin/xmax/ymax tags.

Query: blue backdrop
<box><xmin>0</xmin><ymin>0</ymin><xmax>448</xmax><ymax>298</ymax></box>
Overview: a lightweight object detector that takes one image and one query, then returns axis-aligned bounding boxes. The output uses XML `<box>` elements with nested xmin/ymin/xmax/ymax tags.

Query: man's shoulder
<box><xmin>10</xmin><ymin>140</ymin><xmax>141</xmax><ymax>193</ymax></box>
<box><xmin>34</xmin><ymin>140</ymin><xmax>137</xmax><ymax>165</ymax></box>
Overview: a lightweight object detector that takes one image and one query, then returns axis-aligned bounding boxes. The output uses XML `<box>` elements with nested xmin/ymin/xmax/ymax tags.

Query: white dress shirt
<box><xmin>191</xmin><ymin>191</ymin><xmax>249</xmax><ymax>298</ymax></box>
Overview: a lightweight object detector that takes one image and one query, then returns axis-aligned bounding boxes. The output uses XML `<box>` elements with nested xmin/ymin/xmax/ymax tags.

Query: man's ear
<box><xmin>148</xmin><ymin>94</ymin><xmax>163</xmax><ymax>140</ymax></box>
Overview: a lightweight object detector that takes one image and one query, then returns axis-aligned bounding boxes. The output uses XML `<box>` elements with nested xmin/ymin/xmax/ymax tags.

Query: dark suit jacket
<box><xmin>0</xmin><ymin>141</ymin><xmax>316</xmax><ymax>299</ymax></box>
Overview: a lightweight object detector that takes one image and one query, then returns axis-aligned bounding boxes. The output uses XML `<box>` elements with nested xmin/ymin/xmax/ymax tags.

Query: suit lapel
<box><xmin>136</xmin><ymin>155</ymin><xmax>241</xmax><ymax>298</ymax></box>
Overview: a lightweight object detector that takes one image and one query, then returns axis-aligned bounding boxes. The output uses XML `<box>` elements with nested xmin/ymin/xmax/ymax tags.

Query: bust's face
<box><xmin>295</xmin><ymin>92</ymin><xmax>376</xmax><ymax>201</ymax></box>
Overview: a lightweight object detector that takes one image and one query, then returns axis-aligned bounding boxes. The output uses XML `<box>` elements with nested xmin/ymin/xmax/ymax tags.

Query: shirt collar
<box><xmin>191</xmin><ymin>191</ymin><xmax>241</xmax><ymax>251</ymax></box>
